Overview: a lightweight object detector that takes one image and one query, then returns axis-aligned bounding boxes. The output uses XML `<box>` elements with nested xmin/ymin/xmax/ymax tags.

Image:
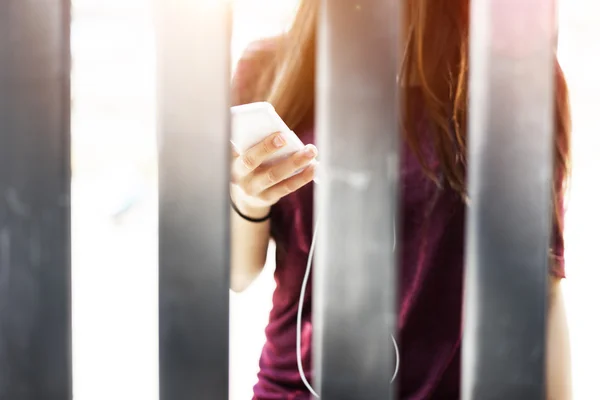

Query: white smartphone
<box><xmin>230</xmin><ymin>102</ymin><xmax>306</xmax><ymax>167</ymax></box>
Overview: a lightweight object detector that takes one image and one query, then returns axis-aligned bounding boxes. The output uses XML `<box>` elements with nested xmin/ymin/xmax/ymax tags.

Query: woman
<box><xmin>229</xmin><ymin>1</ymin><xmax>572</xmax><ymax>398</ymax></box>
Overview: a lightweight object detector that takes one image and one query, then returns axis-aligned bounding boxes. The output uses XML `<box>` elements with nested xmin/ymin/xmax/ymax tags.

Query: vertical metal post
<box><xmin>313</xmin><ymin>1</ymin><xmax>401</xmax><ymax>399</ymax></box>
<box><xmin>155</xmin><ymin>1</ymin><xmax>231</xmax><ymax>399</ymax></box>
<box><xmin>462</xmin><ymin>0</ymin><xmax>556</xmax><ymax>399</ymax></box>
<box><xmin>0</xmin><ymin>0</ymin><xmax>72</xmax><ymax>398</ymax></box>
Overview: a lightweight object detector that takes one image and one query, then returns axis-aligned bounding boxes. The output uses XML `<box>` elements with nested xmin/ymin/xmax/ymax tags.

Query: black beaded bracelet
<box><xmin>230</xmin><ymin>197</ymin><xmax>271</xmax><ymax>223</ymax></box>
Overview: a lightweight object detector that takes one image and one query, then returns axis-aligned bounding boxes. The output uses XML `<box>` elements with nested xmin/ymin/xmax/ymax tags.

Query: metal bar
<box><xmin>313</xmin><ymin>1</ymin><xmax>401</xmax><ymax>398</ymax></box>
<box><xmin>462</xmin><ymin>0</ymin><xmax>556</xmax><ymax>399</ymax></box>
<box><xmin>155</xmin><ymin>1</ymin><xmax>231</xmax><ymax>399</ymax></box>
<box><xmin>0</xmin><ymin>0</ymin><xmax>72</xmax><ymax>398</ymax></box>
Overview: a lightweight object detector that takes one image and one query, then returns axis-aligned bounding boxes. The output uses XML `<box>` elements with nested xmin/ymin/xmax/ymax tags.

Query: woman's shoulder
<box><xmin>231</xmin><ymin>35</ymin><xmax>285</xmax><ymax>105</ymax></box>
<box><xmin>238</xmin><ymin>35</ymin><xmax>283</xmax><ymax>59</ymax></box>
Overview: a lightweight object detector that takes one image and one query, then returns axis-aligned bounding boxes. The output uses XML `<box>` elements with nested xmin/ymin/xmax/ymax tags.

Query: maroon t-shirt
<box><xmin>233</xmin><ymin>40</ymin><xmax>566</xmax><ymax>400</ymax></box>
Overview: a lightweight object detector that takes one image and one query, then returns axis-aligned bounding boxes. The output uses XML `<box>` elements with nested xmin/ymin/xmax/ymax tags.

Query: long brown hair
<box><xmin>234</xmin><ymin>0</ymin><xmax>571</xmax><ymax>234</ymax></box>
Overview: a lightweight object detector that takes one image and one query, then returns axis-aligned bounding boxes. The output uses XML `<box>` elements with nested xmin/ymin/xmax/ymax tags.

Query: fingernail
<box><xmin>273</xmin><ymin>134</ymin><xmax>285</xmax><ymax>148</ymax></box>
<box><xmin>303</xmin><ymin>145</ymin><xmax>317</xmax><ymax>158</ymax></box>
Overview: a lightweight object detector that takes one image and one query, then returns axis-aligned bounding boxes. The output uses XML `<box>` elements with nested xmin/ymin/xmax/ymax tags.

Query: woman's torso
<box><xmin>253</xmin><ymin>105</ymin><xmax>467</xmax><ymax>399</ymax></box>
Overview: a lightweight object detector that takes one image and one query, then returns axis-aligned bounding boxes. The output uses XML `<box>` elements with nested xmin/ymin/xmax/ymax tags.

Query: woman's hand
<box><xmin>230</xmin><ymin>132</ymin><xmax>318</xmax><ymax>218</ymax></box>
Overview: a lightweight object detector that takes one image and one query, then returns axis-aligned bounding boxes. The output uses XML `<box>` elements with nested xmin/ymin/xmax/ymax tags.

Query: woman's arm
<box><xmin>546</xmin><ymin>277</ymin><xmax>572</xmax><ymax>400</ymax></box>
<box><xmin>229</xmin><ymin>140</ymin><xmax>317</xmax><ymax>292</ymax></box>
<box><xmin>229</xmin><ymin>192</ymin><xmax>271</xmax><ymax>293</ymax></box>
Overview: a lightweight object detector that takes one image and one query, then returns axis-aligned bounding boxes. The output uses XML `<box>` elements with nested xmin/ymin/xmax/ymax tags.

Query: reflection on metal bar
<box><xmin>155</xmin><ymin>1</ymin><xmax>231</xmax><ymax>399</ymax></box>
<box><xmin>0</xmin><ymin>0</ymin><xmax>71</xmax><ymax>398</ymax></box>
<box><xmin>313</xmin><ymin>1</ymin><xmax>401</xmax><ymax>398</ymax></box>
<box><xmin>462</xmin><ymin>0</ymin><xmax>556</xmax><ymax>399</ymax></box>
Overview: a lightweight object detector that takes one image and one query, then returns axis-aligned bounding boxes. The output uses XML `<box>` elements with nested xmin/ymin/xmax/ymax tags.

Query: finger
<box><xmin>251</xmin><ymin>145</ymin><xmax>318</xmax><ymax>193</ymax></box>
<box><xmin>232</xmin><ymin>132</ymin><xmax>286</xmax><ymax>180</ymax></box>
<box><xmin>260</xmin><ymin>162</ymin><xmax>316</xmax><ymax>204</ymax></box>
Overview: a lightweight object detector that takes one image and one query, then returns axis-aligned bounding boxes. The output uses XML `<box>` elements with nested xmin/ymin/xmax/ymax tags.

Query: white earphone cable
<box><xmin>296</xmin><ymin>215</ymin><xmax>399</xmax><ymax>398</ymax></box>
<box><xmin>296</xmin><ymin>214</ymin><xmax>320</xmax><ymax>398</ymax></box>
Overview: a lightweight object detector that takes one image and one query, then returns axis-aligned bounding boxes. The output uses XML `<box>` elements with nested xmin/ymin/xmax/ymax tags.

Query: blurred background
<box><xmin>70</xmin><ymin>0</ymin><xmax>600</xmax><ymax>399</ymax></box>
